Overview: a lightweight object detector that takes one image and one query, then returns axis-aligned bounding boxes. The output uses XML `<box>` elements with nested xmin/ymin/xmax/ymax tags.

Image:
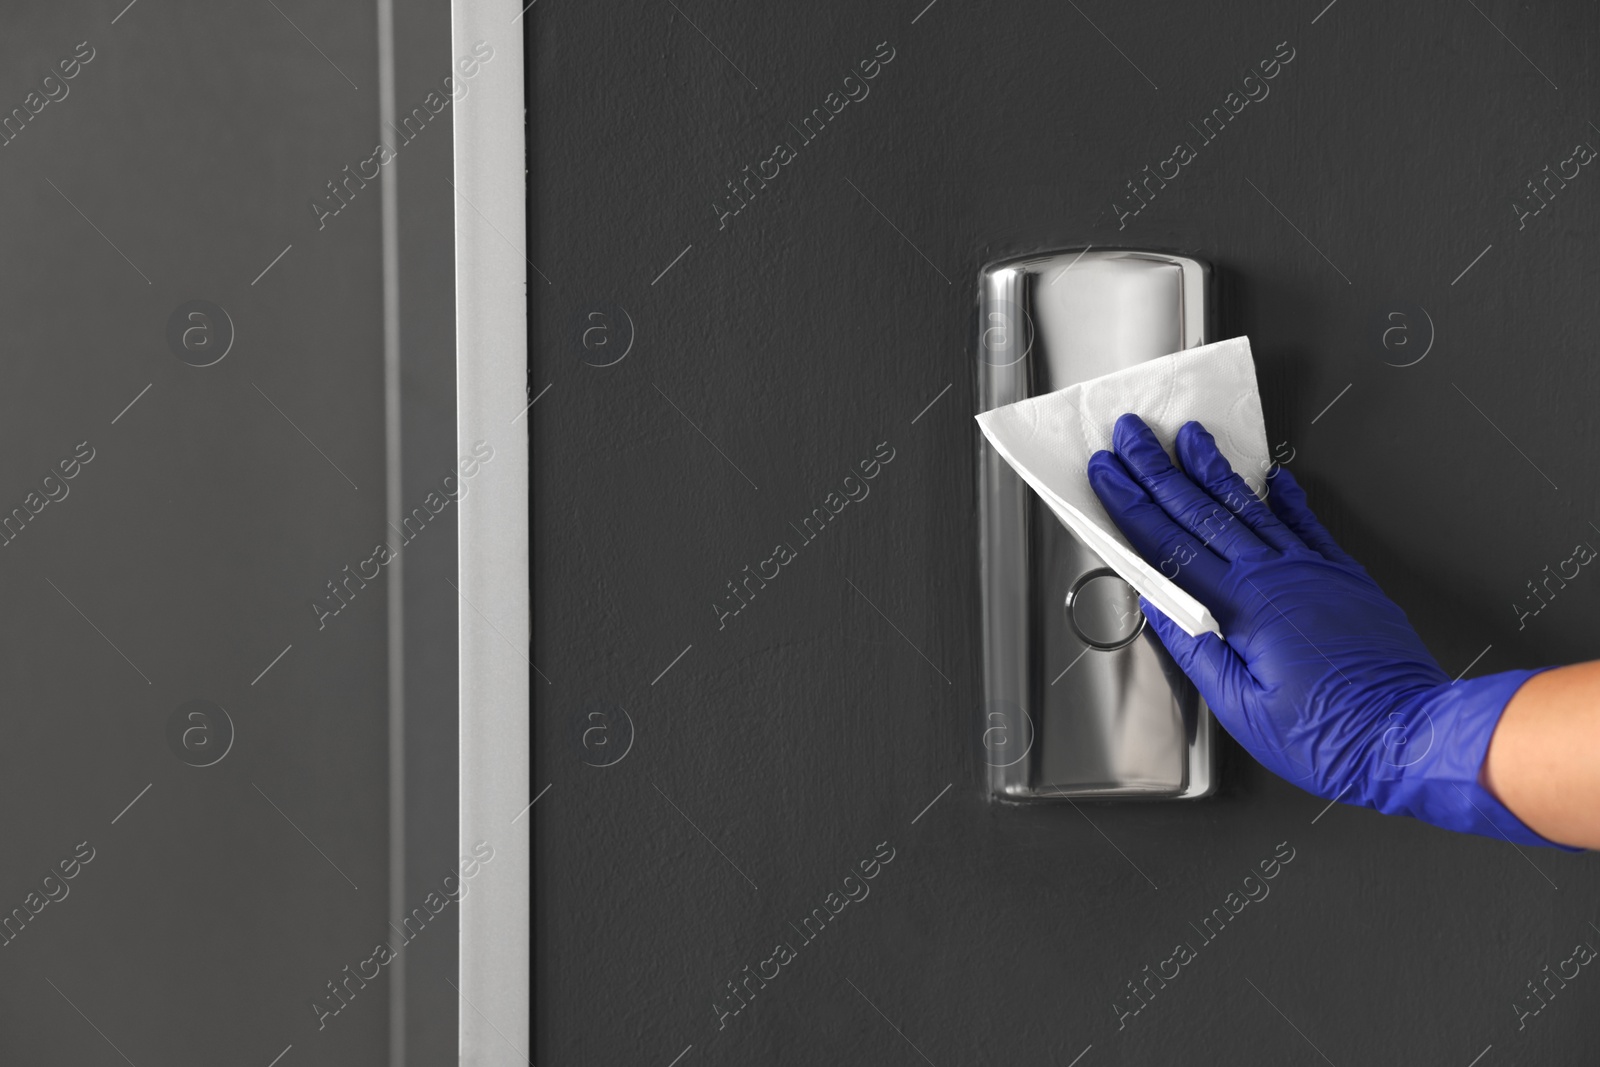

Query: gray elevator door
<box><xmin>0</xmin><ymin>2</ymin><xmax>462</xmax><ymax>1064</ymax></box>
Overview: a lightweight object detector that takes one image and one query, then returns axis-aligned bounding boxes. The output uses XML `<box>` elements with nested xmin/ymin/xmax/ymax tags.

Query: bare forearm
<box><xmin>1483</xmin><ymin>661</ymin><xmax>1600</xmax><ymax>850</ymax></box>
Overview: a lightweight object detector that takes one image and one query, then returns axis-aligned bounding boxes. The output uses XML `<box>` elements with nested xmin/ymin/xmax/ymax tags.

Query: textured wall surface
<box><xmin>534</xmin><ymin>1</ymin><xmax>1600</xmax><ymax>1065</ymax></box>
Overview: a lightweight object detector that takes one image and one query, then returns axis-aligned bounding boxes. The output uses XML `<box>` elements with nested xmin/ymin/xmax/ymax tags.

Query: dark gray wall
<box><xmin>0</xmin><ymin>2</ymin><xmax>459</xmax><ymax>1064</ymax></box>
<box><xmin>535</xmin><ymin>1</ymin><xmax>1600</xmax><ymax>1064</ymax></box>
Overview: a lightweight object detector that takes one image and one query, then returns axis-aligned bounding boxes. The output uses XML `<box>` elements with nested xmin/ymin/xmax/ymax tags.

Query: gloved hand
<box><xmin>1086</xmin><ymin>413</ymin><xmax>1571</xmax><ymax>849</ymax></box>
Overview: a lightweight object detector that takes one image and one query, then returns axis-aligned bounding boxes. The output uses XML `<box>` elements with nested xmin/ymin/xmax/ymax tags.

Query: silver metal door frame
<box><xmin>452</xmin><ymin>0</ymin><xmax>529</xmax><ymax>1061</ymax></box>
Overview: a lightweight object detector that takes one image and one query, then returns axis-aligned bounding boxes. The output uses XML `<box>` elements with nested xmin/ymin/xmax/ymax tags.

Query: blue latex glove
<box><xmin>1086</xmin><ymin>413</ymin><xmax>1572</xmax><ymax>849</ymax></box>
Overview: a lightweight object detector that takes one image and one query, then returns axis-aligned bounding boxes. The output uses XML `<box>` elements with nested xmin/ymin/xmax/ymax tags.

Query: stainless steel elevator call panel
<box><xmin>976</xmin><ymin>249</ymin><xmax>1217</xmax><ymax>801</ymax></box>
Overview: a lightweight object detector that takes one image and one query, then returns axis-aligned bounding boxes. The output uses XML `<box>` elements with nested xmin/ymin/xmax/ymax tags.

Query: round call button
<box><xmin>1065</xmin><ymin>568</ymin><xmax>1146</xmax><ymax>651</ymax></box>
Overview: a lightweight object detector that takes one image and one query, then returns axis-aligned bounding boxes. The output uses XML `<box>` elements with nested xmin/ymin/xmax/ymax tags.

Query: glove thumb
<box><xmin>1139</xmin><ymin>596</ymin><xmax>1258</xmax><ymax>728</ymax></box>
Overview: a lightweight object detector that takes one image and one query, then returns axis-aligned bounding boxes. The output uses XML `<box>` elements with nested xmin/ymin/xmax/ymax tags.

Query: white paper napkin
<box><xmin>974</xmin><ymin>335</ymin><xmax>1269</xmax><ymax>638</ymax></box>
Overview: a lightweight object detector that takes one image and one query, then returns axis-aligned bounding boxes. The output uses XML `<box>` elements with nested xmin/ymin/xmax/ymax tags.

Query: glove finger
<box><xmin>1173</xmin><ymin>421</ymin><xmax>1300</xmax><ymax>554</ymax></box>
<box><xmin>1263</xmin><ymin>467</ymin><xmax>1364</xmax><ymax>570</ymax></box>
<box><xmin>1110</xmin><ymin>413</ymin><xmax>1268</xmax><ymax>562</ymax></box>
<box><xmin>1139</xmin><ymin>596</ymin><xmax>1259</xmax><ymax>729</ymax></box>
<box><xmin>1088</xmin><ymin>450</ymin><xmax>1228</xmax><ymax>600</ymax></box>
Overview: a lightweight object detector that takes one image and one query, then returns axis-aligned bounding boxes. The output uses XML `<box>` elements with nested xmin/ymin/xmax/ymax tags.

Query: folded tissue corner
<box><xmin>974</xmin><ymin>335</ymin><xmax>1268</xmax><ymax>639</ymax></box>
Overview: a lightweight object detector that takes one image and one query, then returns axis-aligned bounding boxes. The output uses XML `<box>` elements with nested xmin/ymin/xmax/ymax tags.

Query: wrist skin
<box><xmin>1362</xmin><ymin>668</ymin><xmax>1579</xmax><ymax>851</ymax></box>
<box><xmin>1481</xmin><ymin>660</ymin><xmax>1600</xmax><ymax>851</ymax></box>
